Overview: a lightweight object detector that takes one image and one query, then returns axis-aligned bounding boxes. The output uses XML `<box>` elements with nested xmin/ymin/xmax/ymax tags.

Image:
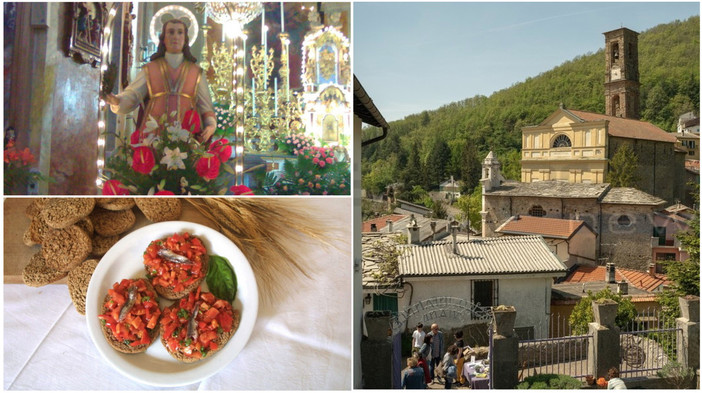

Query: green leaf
<box><xmin>222</xmin><ymin>163</ymin><xmax>236</xmax><ymax>175</ymax></box>
<box><xmin>205</xmin><ymin>255</ymin><xmax>237</xmax><ymax>302</ymax></box>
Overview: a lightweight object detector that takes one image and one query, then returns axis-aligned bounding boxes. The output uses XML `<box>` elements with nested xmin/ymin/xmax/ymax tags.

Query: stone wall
<box><xmin>518</xmin><ymin>337</ymin><xmax>589</xmax><ymax>367</ymax></box>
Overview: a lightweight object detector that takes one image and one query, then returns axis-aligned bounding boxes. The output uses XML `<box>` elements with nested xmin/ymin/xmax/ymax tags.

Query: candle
<box><xmin>274</xmin><ymin>77</ymin><xmax>278</xmax><ymax>115</ymax></box>
<box><xmin>280</xmin><ymin>2</ymin><xmax>284</xmax><ymax>33</ymax></box>
<box><xmin>261</xmin><ymin>9</ymin><xmax>265</xmax><ymax>45</ymax></box>
<box><xmin>203</xmin><ymin>7</ymin><xmax>207</xmax><ymax>25</ymax></box>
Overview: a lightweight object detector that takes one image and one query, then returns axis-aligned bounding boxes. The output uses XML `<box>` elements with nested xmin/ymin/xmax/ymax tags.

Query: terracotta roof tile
<box><xmin>562</xmin><ymin>265</ymin><xmax>670</xmax><ymax>293</ymax></box>
<box><xmin>568</xmin><ymin>109</ymin><xmax>678</xmax><ymax>143</ymax></box>
<box><xmin>495</xmin><ymin>216</ymin><xmax>591</xmax><ymax>239</ymax></box>
<box><xmin>362</xmin><ymin>214</ymin><xmax>406</xmax><ymax>233</ymax></box>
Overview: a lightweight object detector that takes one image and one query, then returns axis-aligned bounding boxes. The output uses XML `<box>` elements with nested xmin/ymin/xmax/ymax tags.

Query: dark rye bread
<box><xmin>96</xmin><ymin>198</ymin><xmax>136</xmax><ymax>211</ymax></box>
<box><xmin>91</xmin><ymin>233</ymin><xmax>120</xmax><ymax>257</ymax></box>
<box><xmin>75</xmin><ymin>217</ymin><xmax>94</xmax><ymax>236</ymax></box>
<box><xmin>152</xmin><ymin>255</ymin><xmax>210</xmax><ymax>300</ymax></box>
<box><xmin>28</xmin><ymin>216</ymin><xmax>51</xmax><ymax>244</ymax></box>
<box><xmin>24</xmin><ymin>198</ymin><xmax>48</xmax><ymax>219</ymax></box>
<box><xmin>42</xmin><ymin>225</ymin><xmax>92</xmax><ymax>272</ymax></box>
<box><xmin>22</xmin><ymin>252</ymin><xmax>68</xmax><ymax>287</ymax></box>
<box><xmin>99</xmin><ymin>279</ymin><xmax>161</xmax><ymax>354</ymax></box>
<box><xmin>41</xmin><ymin>198</ymin><xmax>95</xmax><ymax>229</ymax></box>
<box><xmin>161</xmin><ymin>308</ymin><xmax>241</xmax><ymax>363</ymax></box>
<box><xmin>90</xmin><ymin>207</ymin><xmax>136</xmax><ymax>237</ymax></box>
<box><xmin>67</xmin><ymin>259</ymin><xmax>100</xmax><ymax>315</ymax></box>
<box><xmin>134</xmin><ymin>198</ymin><xmax>182</xmax><ymax>222</ymax></box>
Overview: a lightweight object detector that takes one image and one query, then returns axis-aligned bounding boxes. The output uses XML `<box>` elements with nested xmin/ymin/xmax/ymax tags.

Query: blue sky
<box><xmin>354</xmin><ymin>2</ymin><xmax>700</xmax><ymax>122</ymax></box>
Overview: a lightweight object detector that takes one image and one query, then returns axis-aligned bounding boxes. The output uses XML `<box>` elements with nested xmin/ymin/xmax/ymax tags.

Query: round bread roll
<box><xmin>90</xmin><ymin>207</ymin><xmax>136</xmax><ymax>237</ymax></box>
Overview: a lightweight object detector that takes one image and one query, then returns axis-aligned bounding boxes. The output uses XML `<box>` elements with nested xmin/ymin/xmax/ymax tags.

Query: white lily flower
<box><xmin>160</xmin><ymin>146</ymin><xmax>187</xmax><ymax>170</ymax></box>
<box><xmin>167</xmin><ymin>122</ymin><xmax>190</xmax><ymax>142</ymax></box>
<box><xmin>144</xmin><ymin>115</ymin><xmax>159</xmax><ymax>133</ymax></box>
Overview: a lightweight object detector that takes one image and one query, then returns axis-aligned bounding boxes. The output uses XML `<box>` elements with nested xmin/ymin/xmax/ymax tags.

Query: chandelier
<box><xmin>205</xmin><ymin>2</ymin><xmax>263</xmax><ymax>26</ymax></box>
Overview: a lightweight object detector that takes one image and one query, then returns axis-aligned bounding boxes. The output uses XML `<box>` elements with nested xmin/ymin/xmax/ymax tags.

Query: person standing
<box><xmin>401</xmin><ymin>357</ymin><xmax>426</xmax><ymax>389</ymax></box>
<box><xmin>428</xmin><ymin>323</ymin><xmax>444</xmax><ymax>384</ymax></box>
<box><xmin>418</xmin><ymin>335</ymin><xmax>433</xmax><ymax>385</ymax></box>
<box><xmin>412</xmin><ymin>323</ymin><xmax>425</xmax><ymax>352</ymax></box>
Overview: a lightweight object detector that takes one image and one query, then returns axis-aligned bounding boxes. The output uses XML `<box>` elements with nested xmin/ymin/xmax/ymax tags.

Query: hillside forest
<box><xmin>361</xmin><ymin>16</ymin><xmax>700</xmax><ymax>204</ymax></box>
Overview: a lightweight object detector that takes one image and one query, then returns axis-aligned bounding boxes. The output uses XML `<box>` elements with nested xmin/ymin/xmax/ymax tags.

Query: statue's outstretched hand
<box><xmin>103</xmin><ymin>93</ymin><xmax>120</xmax><ymax>106</ymax></box>
<box><xmin>198</xmin><ymin>124</ymin><xmax>216</xmax><ymax>144</ymax></box>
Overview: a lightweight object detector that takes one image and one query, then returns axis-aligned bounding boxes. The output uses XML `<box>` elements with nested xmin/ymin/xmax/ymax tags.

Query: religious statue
<box><xmin>104</xmin><ymin>17</ymin><xmax>216</xmax><ymax>144</ymax></box>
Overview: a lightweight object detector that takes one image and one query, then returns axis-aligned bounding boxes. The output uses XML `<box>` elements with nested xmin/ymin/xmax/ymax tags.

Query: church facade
<box><xmin>520</xmin><ymin>27</ymin><xmax>686</xmax><ymax>204</ymax></box>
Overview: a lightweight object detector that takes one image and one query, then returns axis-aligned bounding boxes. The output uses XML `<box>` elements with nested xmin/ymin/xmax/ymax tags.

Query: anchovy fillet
<box><xmin>187</xmin><ymin>301</ymin><xmax>202</xmax><ymax>341</ymax></box>
<box><xmin>157</xmin><ymin>248</ymin><xmax>193</xmax><ymax>265</ymax></box>
<box><xmin>118</xmin><ymin>285</ymin><xmax>137</xmax><ymax>322</ymax></box>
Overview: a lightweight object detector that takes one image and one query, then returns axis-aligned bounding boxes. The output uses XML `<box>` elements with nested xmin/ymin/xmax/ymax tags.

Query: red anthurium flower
<box><xmin>132</xmin><ymin>146</ymin><xmax>155</xmax><ymax>174</ymax></box>
<box><xmin>182</xmin><ymin>109</ymin><xmax>201</xmax><ymax>134</ymax></box>
<box><xmin>102</xmin><ymin>180</ymin><xmax>129</xmax><ymax>195</ymax></box>
<box><xmin>209</xmin><ymin>138</ymin><xmax>232</xmax><ymax>162</ymax></box>
<box><xmin>230</xmin><ymin>185</ymin><xmax>254</xmax><ymax>195</ymax></box>
<box><xmin>195</xmin><ymin>155</ymin><xmax>220</xmax><ymax>180</ymax></box>
<box><xmin>19</xmin><ymin>148</ymin><xmax>36</xmax><ymax>165</ymax></box>
<box><xmin>154</xmin><ymin>190</ymin><xmax>175</xmax><ymax>195</ymax></box>
<box><xmin>130</xmin><ymin>125</ymin><xmax>145</xmax><ymax>145</ymax></box>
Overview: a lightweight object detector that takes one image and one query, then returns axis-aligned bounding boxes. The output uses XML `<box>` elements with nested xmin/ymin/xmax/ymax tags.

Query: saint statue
<box><xmin>104</xmin><ymin>18</ymin><xmax>216</xmax><ymax>144</ymax></box>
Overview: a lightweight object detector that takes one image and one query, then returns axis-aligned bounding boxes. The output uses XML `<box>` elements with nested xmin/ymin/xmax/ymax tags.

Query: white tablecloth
<box><xmin>4</xmin><ymin>199</ymin><xmax>352</xmax><ymax>390</ymax></box>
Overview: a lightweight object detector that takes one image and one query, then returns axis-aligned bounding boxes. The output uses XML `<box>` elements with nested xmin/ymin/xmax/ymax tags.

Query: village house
<box><xmin>362</xmin><ymin>226</ymin><xmax>568</xmax><ymax>340</ymax></box>
<box><xmin>363</xmin><ymin>213</ymin><xmax>450</xmax><ymax>242</ymax></box>
<box><xmin>495</xmin><ymin>215</ymin><xmax>597</xmax><ymax>268</ymax></box>
<box><xmin>651</xmin><ymin>203</ymin><xmax>694</xmax><ymax>270</ymax></box>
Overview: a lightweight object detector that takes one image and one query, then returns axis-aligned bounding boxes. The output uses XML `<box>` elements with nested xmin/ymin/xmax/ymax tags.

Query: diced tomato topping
<box><xmin>97</xmin><ymin>278</ymin><xmax>161</xmax><ymax>346</ymax></box>
<box><xmin>143</xmin><ymin>233</ymin><xmax>207</xmax><ymax>292</ymax></box>
<box><xmin>159</xmin><ymin>285</ymin><xmax>235</xmax><ymax>360</ymax></box>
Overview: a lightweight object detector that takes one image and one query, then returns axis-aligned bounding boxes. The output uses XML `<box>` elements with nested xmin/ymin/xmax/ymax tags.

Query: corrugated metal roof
<box><xmin>398</xmin><ymin>235</ymin><xmax>567</xmax><ymax>277</ymax></box>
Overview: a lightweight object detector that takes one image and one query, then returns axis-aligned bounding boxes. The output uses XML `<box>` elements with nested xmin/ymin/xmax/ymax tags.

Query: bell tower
<box><xmin>604</xmin><ymin>27</ymin><xmax>640</xmax><ymax>119</ymax></box>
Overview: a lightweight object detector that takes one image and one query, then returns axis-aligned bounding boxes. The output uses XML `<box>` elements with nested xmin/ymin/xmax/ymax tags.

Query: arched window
<box><xmin>529</xmin><ymin>205</ymin><xmax>546</xmax><ymax>217</ymax></box>
<box><xmin>552</xmin><ymin>135</ymin><xmax>572</xmax><ymax>148</ymax></box>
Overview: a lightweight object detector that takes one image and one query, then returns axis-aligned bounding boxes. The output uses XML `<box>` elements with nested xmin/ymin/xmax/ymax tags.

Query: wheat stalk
<box><xmin>185</xmin><ymin>198</ymin><xmax>341</xmax><ymax>306</ymax></box>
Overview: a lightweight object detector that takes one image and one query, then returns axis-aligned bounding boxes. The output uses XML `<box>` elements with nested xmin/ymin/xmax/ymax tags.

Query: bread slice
<box><xmin>96</xmin><ymin>198</ymin><xmax>136</xmax><ymax>211</ymax></box>
<box><xmin>134</xmin><ymin>198</ymin><xmax>182</xmax><ymax>222</ymax></box>
<box><xmin>160</xmin><ymin>295</ymin><xmax>241</xmax><ymax>363</ymax></box>
<box><xmin>41</xmin><ymin>198</ymin><xmax>95</xmax><ymax>229</ymax></box>
<box><xmin>67</xmin><ymin>259</ymin><xmax>100</xmax><ymax>315</ymax></box>
<box><xmin>153</xmin><ymin>255</ymin><xmax>209</xmax><ymax>300</ymax></box>
<box><xmin>98</xmin><ymin>279</ymin><xmax>161</xmax><ymax>354</ymax></box>
<box><xmin>91</xmin><ymin>233</ymin><xmax>120</xmax><ymax>257</ymax></box>
<box><xmin>22</xmin><ymin>252</ymin><xmax>68</xmax><ymax>287</ymax></box>
<box><xmin>90</xmin><ymin>207</ymin><xmax>136</xmax><ymax>237</ymax></box>
<box><xmin>42</xmin><ymin>225</ymin><xmax>92</xmax><ymax>272</ymax></box>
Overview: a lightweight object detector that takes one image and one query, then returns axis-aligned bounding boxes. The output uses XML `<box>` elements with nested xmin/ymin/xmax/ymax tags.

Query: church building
<box><xmin>520</xmin><ymin>28</ymin><xmax>686</xmax><ymax>204</ymax></box>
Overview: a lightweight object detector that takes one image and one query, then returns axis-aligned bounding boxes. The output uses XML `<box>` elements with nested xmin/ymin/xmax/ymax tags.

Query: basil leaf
<box><xmin>206</xmin><ymin>255</ymin><xmax>237</xmax><ymax>302</ymax></box>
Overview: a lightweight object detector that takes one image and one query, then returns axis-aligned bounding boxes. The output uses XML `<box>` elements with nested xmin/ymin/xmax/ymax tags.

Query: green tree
<box><xmin>569</xmin><ymin>287</ymin><xmax>637</xmax><ymax>335</ymax></box>
<box><xmin>606</xmin><ymin>144</ymin><xmax>640</xmax><ymax>187</ymax></box>
<box><xmin>657</xmin><ymin>186</ymin><xmax>700</xmax><ymax>324</ymax></box>
<box><xmin>455</xmin><ymin>185</ymin><xmax>483</xmax><ymax>232</ymax></box>
<box><xmin>401</xmin><ymin>141</ymin><xmax>424</xmax><ymax>189</ymax></box>
<box><xmin>499</xmin><ymin>149</ymin><xmax>522</xmax><ymax>181</ymax></box>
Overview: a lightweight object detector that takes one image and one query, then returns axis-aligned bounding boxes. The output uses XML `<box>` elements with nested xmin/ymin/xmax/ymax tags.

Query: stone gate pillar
<box><xmin>588</xmin><ymin>300</ymin><xmax>620</xmax><ymax>378</ymax></box>
<box><xmin>361</xmin><ymin>311</ymin><xmax>393</xmax><ymax>389</ymax></box>
<box><xmin>677</xmin><ymin>296</ymin><xmax>700</xmax><ymax>370</ymax></box>
<box><xmin>491</xmin><ymin>307</ymin><xmax>519</xmax><ymax>389</ymax></box>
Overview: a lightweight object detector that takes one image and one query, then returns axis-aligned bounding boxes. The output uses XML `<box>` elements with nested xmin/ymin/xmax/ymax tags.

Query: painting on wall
<box><xmin>67</xmin><ymin>2</ymin><xmax>106</xmax><ymax>66</ymax></box>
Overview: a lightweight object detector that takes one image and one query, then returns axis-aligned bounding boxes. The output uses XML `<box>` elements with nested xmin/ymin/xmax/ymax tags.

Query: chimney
<box><xmin>430</xmin><ymin>220</ymin><xmax>437</xmax><ymax>241</ymax></box>
<box><xmin>649</xmin><ymin>263</ymin><xmax>657</xmax><ymax>277</ymax></box>
<box><xmin>450</xmin><ymin>221</ymin><xmax>460</xmax><ymax>254</ymax></box>
<box><xmin>514</xmin><ymin>214</ymin><xmax>520</xmax><ymax>221</ymax></box>
<box><xmin>606</xmin><ymin>263</ymin><xmax>616</xmax><ymax>284</ymax></box>
<box><xmin>370</xmin><ymin>223</ymin><xmax>377</xmax><ymax>232</ymax></box>
<box><xmin>617</xmin><ymin>281</ymin><xmax>628</xmax><ymax>295</ymax></box>
<box><xmin>386</xmin><ymin>219</ymin><xmax>393</xmax><ymax>233</ymax></box>
<box><xmin>407</xmin><ymin>219</ymin><xmax>420</xmax><ymax>245</ymax></box>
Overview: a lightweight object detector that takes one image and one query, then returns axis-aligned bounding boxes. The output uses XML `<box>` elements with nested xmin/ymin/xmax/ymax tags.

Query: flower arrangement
<box><xmin>277</xmin><ymin>132</ymin><xmax>315</xmax><ymax>156</ymax></box>
<box><xmin>213</xmin><ymin>103</ymin><xmax>236</xmax><ymax>137</ymax></box>
<box><xmin>263</xmin><ymin>144</ymin><xmax>350</xmax><ymax>195</ymax></box>
<box><xmin>103</xmin><ymin>113</ymin><xmax>235</xmax><ymax>195</ymax></box>
<box><xmin>4</xmin><ymin>132</ymin><xmax>51</xmax><ymax>194</ymax></box>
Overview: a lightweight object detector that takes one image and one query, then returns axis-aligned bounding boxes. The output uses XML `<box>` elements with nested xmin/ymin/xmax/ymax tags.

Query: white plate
<box><xmin>85</xmin><ymin>221</ymin><xmax>258</xmax><ymax>387</ymax></box>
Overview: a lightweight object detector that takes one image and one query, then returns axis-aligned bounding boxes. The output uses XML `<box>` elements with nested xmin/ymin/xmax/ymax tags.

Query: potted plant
<box><xmin>492</xmin><ymin>305</ymin><xmax>516</xmax><ymax>336</ymax></box>
<box><xmin>592</xmin><ymin>299</ymin><xmax>617</xmax><ymax>327</ymax></box>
